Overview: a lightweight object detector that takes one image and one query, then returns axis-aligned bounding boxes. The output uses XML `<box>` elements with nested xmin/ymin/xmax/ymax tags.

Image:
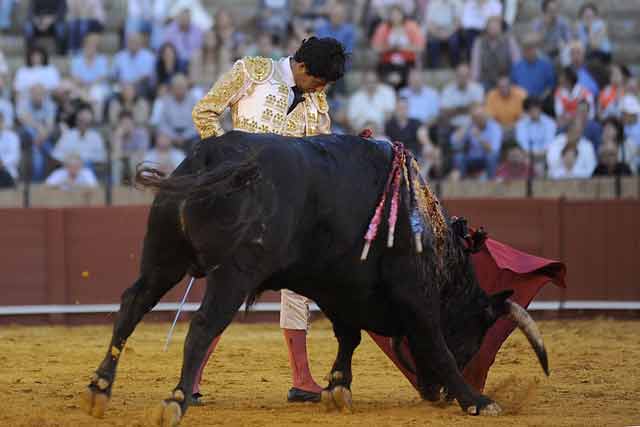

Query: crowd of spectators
<box><xmin>0</xmin><ymin>0</ymin><xmax>639</xmax><ymax>193</ymax></box>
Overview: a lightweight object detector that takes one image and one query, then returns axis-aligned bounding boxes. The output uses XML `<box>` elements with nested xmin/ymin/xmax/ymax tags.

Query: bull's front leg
<box><xmin>393</xmin><ymin>286</ymin><xmax>500</xmax><ymax>416</ymax></box>
<box><xmin>321</xmin><ymin>322</ymin><xmax>361</xmax><ymax>413</ymax></box>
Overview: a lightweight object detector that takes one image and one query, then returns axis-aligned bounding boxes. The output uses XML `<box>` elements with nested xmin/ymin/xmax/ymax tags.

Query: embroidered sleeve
<box><xmin>192</xmin><ymin>60</ymin><xmax>250</xmax><ymax>139</ymax></box>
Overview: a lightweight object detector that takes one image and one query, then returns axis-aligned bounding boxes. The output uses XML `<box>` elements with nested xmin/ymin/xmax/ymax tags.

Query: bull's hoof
<box><xmin>80</xmin><ymin>385</ymin><xmax>110</xmax><ymax>418</ymax></box>
<box><xmin>152</xmin><ymin>400</ymin><xmax>183</xmax><ymax>427</ymax></box>
<box><xmin>466</xmin><ymin>401</ymin><xmax>502</xmax><ymax>416</ymax></box>
<box><xmin>321</xmin><ymin>386</ymin><xmax>353</xmax><ymax>413</ymax></box>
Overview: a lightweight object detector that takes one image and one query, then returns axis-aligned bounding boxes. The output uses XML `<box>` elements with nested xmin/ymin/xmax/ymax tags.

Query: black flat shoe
<box><xmin>191</xmin><ymin>392</ymin><xmax>204</xmax><ymax>406</ymax></box>
<box><xmin>287</xmin><ymin>387</ymin><xmax>321</xmax><ymax>403</ymax></box>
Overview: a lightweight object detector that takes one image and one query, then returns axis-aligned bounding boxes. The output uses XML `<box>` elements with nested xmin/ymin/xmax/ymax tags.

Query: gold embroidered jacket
<box><xmin>192</xmin><ymin>56</ymin><xmax>331</xmax><ymax>139</ymax></box>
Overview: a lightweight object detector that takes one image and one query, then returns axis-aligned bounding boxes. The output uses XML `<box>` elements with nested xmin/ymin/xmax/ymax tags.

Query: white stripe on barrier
<box><xmin>0</xmin><ymin>302</ymin><xmax>321</xmax><ymax>315</ymax></box>
<box><xmin>1</xmin><ymin>301</ymin><xmax>640</xmax><ymax>315</ymax></box>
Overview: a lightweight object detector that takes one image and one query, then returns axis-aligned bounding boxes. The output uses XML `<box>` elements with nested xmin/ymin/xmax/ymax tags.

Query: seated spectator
<box><xmin>52</xmin><ymin>79</ymin><xmax>87</xmax><ymax>133</ymax></box>
<box><xmin>24</xmin><ymin>0</ymin><xmax>67</xmax><ymax>54</ymax></box>
<box><xmin>70</xmin><ymin>32</ymin><xmax>110</xmax><ymax>120</ymax></box>
<box><xmin>569</xmin><ymin>41</ymin><xmax>599</xmax><ymax>98</ymax></box>
<box><xmin>440</xmin><ymin>62</ymin><xmax>484</xmax><ymax>130</ymax></box>
<box><xmin>554</xmin><ymin>66</ymin><xmax>595</xmax><ymax>129</ymax></box>
<box><xmin>214</xmin><ymin>8</ymin><xmax>246</xmax><ymax>62</ymax></box>
<box><xmin>52</xmin><ymin>104</ymin><xmax>106</xmax><ymax>168</ymax></box>
<box><xmin>112</xmin><ymin>32</ymin><xmax>156</xmax><ymax>96</ymax></box>
<box><xmin>125</xmin><ymin>0</ymin><xmax>153</xmax><ymax>40</ymax></box>
<box><xmin>371</xmin><ymin>5</ymin><xmax>425</xmax><ymax>89</ymax></box>
<box><xmin>531</xmin><ymin>0</ymin><xmax>571</xmax><ymax>62</ymax></box>
<box><xmin>547</xmin><ymin>122</ymin><xmax>596</xmax><ymax>179</ymax></box>
<box><xmin>0</xmin><ymin>0</ymin><xmax>15</xmax><ymax>32</ymax></box>
<box><xmin>166</xmin><ymin>0</ymin><xmax>212</xmax><ymax>32</ymax></box>
<box><xmin>289</xmin><ymin>0</ymin><xmax>329</xmax><ymax>41</ymax></box>
<box><xmin>347</xmin><ymin>70</ymin><xmax>396</xmax><ymax>132</ymax></box>
<box><xmin>620</xmin><ymin>95</ymin><xmax>640</xmax><ymax>171</ymax></box>
<box><xmin>45</xmin><ymin>152</ymin><xmax>98</xmax><ymax>190</ymax></box>
<box><xmin>16</xmin><ymin>84</ymin><xmax>57</xmax><ymax>182</ymax></box>
<box><xmin>112</xmin><ymin>110</ymin><xmax>150</xmax><ymax>184</ymax></box>
<box><xmin>495</xmin><ymin>145</ymin><xmax>531</xmax><ymax>181</ymax></box>
<box><xmin>245</xmin><ymin>32</ymin><xmax>283</xmax><ymax>61</ymax></box>
<box><xmin>0</xmin><ymin>111</ymin><xmax>20</xmax><ymax>187</ymax></box>
<box><xmin>572</xmin><ymin>99</ymin><xmax>602</xmax><ymax>151</ymax></box>
<box><xmin>470</xmin><ymin>15</ymin><xmax>520</xmax><ymax>90</ymax></box>
<box><xmin>315</xmin><ymin>2</ymin><xmax>356</xmax><ymax>54</ymax></box>
<box><xmin>416</xmin><ymin>124</ymin><xmax>445</xmax><ymax>179</ymax></box>
<box><xmin>0</xmin><ymin>49</ymin><xmax>9</xmax><ymax>99</ymax></box>
<box><xmin>575</xmin><ymin>3</ymin><xmax>612</xmax><ymax>63</ymax></box>
<box><xmin>598</xmin><ymin>64</ymin><xmax>628</xmax><ymax>120</ymax></box>
<box><xmin>398</xmin><ymin>68</ymin><xmax>440</xmax><ymax>127</ymax></box>
<box><xmin>0</xmin><ymin>90</ymin><xmax>13</xmax><ymax>128</ymax></box>
<box><xmin>600</xmin><ymin>116</ymin><xmax>635</xmax><ymax>174</ymax></box>
<box><xmin>450</xmin><ymin>104</ymin><xmax>502</xmax><ymax>178</ymax></box>
<box><xmin>151</xmin><ymin>74</ymin><xmax>199</xmax><ymax>151</ymax></box>
<box><xmin>592</xmin><ymin>141</ymin><xmax>632</xmax><ymax>177</ymax></box>
<box><xmin>516</xmin><ymin>97</ymin><xmax>556</xmax><ymax>175</ymax></box>
<box><xmin>510</xmin><ymin>33</ymin><xmax>555</xmax><ymax>100</ymax></box>
<box><xmin>384</xmin><ymin>97</ymin><xmax>422</xmax><ymax>155</ymax></box>
<box><xmin>66</xmin><ymin>0</ymin><xmax>105</xmax><ymax>53</ymax></box>
<box><xmin>162</xmin><ymin>8</ymin><xmax>203</xmax><ymax>63</ymax></box>
<box><xmin>106</xmin><ymin>83</ymin><xmax>151</xmax><ymax>127</ymax></box>
<box><xmin>460</xmin><ymin>0</ymin><xmax>502</xmax><ymax>56</ymax></box>
<box><xmin>424</xmin><ymin>0</ymin><xmax>462</xmax><ymax>68</ymax></box>
<box><xmin>257</xmin><ymin>0</ymin><xmax>291</xmax><ymax>38</ymax></box>
<box><xmin>13</xmin><ymin>45</ymin><xmax>61</xmax><ymax>100</ymax></box>
<box><xmin>155</xmin><ymin>42</ymin><xmax>189</xmax><ymax>96</ymax></box>
<box><xmin>143</xmin><ymin>129</ymin><xmax>186</xmax><ymax>175</ymax></box>
<box><xmin>485</xmin><ymin>74</ymin><xmax>527</xmax><ymax>136</ymax></box>
<box><xmin>189</xmin><ymin>30</ymin><xmax>233</xmax><ymax>95</ymax></box>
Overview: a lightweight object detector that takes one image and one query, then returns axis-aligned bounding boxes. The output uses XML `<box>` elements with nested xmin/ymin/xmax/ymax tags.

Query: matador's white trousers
<box><xmin>280</xmin><ymin>289</ymin><xmax>311</xmax><ymax>330</ymax></box>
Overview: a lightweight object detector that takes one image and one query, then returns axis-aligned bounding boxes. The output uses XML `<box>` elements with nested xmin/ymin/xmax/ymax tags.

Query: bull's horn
<box><xmin>506</xmin><ymin>300</ymin><xmax>549</xmax><ymax>376</ymax></box>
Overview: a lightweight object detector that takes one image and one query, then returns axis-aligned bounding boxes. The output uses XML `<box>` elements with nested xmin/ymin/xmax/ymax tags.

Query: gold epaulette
<box><xmin>242</xmin><ymin>56</ymin><xmax>274</xmax><ymax>84</ymax></box>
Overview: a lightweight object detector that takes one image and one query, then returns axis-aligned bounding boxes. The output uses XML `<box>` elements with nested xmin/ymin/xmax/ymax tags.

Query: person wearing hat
<box><xmin>510</xmin><ymin>33</ymin><xmax>555</xmax><ymax>100</ymax></box>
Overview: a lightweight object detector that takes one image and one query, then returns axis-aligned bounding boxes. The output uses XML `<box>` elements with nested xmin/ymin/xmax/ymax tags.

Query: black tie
<box><xmin>288</xmin><ymin>86</ymin><xmax>305</xmax><ymax>114</ymax></box>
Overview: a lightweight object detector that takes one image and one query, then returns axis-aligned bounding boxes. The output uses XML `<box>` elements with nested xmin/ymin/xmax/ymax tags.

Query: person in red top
<box><xmin>598</xmin><ymin>64</ymin><xmax>629</xmax><ymax>120</ymax></box>
<box><xmin>495</xmin><ymin>145</ymin><xmax>533</xmax><ymax>180</ymax></box>
<box><xmin>372</xmin><ymin>5</ymin><xmax>425</xmax><ymax>89</ymax></box>
<box><xmin>554</xmin><ymin>66</ymin><xmax>594</xmax><ymax>128</ymax></box>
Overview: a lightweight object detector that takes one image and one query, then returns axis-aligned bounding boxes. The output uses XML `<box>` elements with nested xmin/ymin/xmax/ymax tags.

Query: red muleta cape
<box><xmin>368</xmin><ymin>236</ymin><xmax>567</xmax><ymax>392</ymax></box>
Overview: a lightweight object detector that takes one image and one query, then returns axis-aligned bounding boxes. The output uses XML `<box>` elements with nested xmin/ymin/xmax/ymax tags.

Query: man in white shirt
<box><xmin>399</xmin><ymin>68</ymin><xmax>440</xmax><ymax>126</ymax></box>
<box><xmin>515</xmin><ymin>97</ymin><xmax>557</xmax><ymax>175</ymax></box>
<box><xmin>143</xmin><ymin>129</ymin><xmax>186</xmax><ymax>175</ymax></box>
<box><xmin>45</xmin><ymin>153</ymin><xmax>98</xmax><ymax>190</ymax></box>
<box><xmin>347</xmin><ymin>70</ymin><xmax>396</xmax><ymax>131</ymax></box>
<box><xmin>547</xmin><ymin>121</ymin><xmax>596</xmax><ymax>179</ymax></box>
<box><xmin>440</xmin><ymin>62</ymin><xmax>485</xmax><ymax>129</ymax></box>
<box><xmin>53</xmin><ymin>104</ymin><xmax>107</xmax><ymax>167</ymax></box>
<box><xmin>0</xmin><ymin>111</ymin><xmax>20</xmax><ymax>187</ymax></box>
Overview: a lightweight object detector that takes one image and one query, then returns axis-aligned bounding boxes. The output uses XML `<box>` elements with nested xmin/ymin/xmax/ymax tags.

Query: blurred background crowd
<box><xmin>0</xmin><ymin>0</ymin><xmax>638</xmax><ymax>194</ymax></box>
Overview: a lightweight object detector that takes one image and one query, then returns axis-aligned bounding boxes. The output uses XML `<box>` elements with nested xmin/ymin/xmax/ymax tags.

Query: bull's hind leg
<box><xmin>82</xmin><ymin>206</ymin><xmax>191</xmax><ymax>418</ymax></box>
<box><xmin>321</xmin><ymin>322</ymin><xmax>361</xmax><ymax>413</ymax></box>
<box><xmin>153</xmin><ymin>265</ymin><xmax>259</xmax><ymax>427</ymax></box>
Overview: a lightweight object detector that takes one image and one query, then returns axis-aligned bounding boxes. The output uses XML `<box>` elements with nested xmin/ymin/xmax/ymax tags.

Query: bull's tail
<box><xmin>135</xmin><ymin>156</ymin><xmax>261</xmax><ymax>204</ymax></box>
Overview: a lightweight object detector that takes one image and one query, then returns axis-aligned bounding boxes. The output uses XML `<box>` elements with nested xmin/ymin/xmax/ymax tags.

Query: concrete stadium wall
<box><xmin>0</xmin><ymin>200</ymin><xmax>639</xmax><ymax>324</ymax></box>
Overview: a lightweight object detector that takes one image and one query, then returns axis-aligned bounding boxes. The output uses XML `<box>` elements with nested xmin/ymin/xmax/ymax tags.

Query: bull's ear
<box><xmin>485</xmin><ymin>290</ymin><xmax>515</xmax><ymax>322</ymax></box>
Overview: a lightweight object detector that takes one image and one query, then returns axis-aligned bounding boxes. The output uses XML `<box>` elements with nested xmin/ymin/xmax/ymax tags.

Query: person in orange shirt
<box><xmin>485</xmin><ymin>74</ymin><xmax>527</xmax><ymax>138</ymax></box>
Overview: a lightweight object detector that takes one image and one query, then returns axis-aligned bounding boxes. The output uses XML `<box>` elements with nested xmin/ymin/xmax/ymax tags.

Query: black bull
<box><xmin>81</xmin><ymin>131</ymin><xmax>548</xmax><ymax>425</ymax></box>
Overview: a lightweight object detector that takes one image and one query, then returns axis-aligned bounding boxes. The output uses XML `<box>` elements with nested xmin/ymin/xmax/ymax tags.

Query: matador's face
<box><xmin>292</xmin><ymin>61</ymin><xmax>328</xmax><ymax>93</ymax></box>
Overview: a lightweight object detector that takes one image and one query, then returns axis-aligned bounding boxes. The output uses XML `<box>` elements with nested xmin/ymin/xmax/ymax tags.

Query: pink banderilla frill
<box><xmin>387</xmin><ymin>149</ymin><xmax>405</xmax><ymax>248</ymax></box>
<box><xmin>361</xmin><ymin>142</ymin><xmax>405</xmax><ymax>260</ymax></box>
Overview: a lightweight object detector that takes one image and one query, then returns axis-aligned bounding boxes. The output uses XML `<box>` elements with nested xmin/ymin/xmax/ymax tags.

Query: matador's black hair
<box><xmin>293</xmin><ymin>37</ymin><xmax>348</xmax><ymax>83</ymax></box>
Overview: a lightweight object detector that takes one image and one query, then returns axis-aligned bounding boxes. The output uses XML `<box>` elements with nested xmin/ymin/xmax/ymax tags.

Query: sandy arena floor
<box><xmin>0</xmin><ymin>319</ymin><xmax>638</xmax><ymax>427</ymax></box>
